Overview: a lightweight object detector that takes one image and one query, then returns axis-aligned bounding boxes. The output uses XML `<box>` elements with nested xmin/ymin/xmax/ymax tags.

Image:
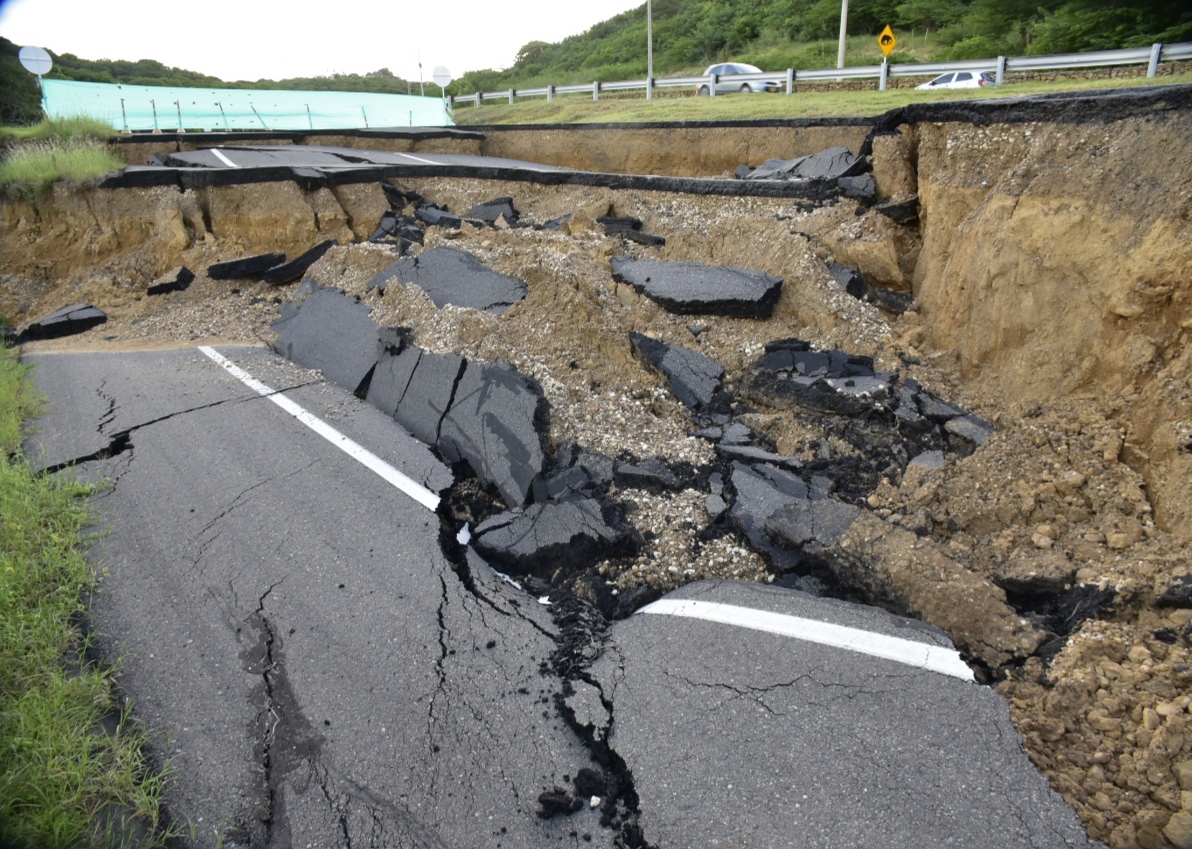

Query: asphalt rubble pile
<box><xmin>262</xmin><ymin>180</ymin><xmax>1062</xmax><ymax>678</ymax></box>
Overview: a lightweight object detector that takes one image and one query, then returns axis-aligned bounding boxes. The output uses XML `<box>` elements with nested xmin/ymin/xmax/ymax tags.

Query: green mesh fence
<box><xmin>41</xmin><ymin>78</ymin><xmax>453</xmax><ymax>131</ymax></box>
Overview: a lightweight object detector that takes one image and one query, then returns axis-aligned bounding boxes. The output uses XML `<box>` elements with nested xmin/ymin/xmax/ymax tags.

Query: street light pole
<box><xmin>837</xmin><ymin>0</ymin><xmax>849</xmax><ymax>69</ymax></box>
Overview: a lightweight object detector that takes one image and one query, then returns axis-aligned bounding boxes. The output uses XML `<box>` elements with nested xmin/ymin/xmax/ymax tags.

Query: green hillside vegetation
<box><xmin>449</xmin><ymin>0</ymin><xmax>1192</xmax><ymax>94</ymax></box>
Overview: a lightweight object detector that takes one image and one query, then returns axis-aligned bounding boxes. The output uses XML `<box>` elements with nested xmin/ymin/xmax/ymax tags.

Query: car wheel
<box><xmin>740</xmin><ymin>84</ymin><xmax>751</xmax><ymax>93</ymax></box>
<box><xmin>698</xmin><ymin>85</ymin><xmax>709</xmax><ymax>96</ymax></box>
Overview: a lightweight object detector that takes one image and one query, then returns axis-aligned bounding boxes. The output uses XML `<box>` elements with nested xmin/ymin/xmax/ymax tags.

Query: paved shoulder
<box><xmin>595</xmin><ymin>579</ymin><xmax>1102</xmax><ymax>849</ymax></box>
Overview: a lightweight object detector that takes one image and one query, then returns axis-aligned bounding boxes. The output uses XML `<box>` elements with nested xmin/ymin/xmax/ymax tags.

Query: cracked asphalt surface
<box><xmin>25</xmin><ymin>345</ymin><xmax>1101</xmax><ymax>848</ymax></box>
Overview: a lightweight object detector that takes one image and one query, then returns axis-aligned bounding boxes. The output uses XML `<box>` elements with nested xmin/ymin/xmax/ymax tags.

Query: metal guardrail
<box><xmin>449</xmin><ymin>41</ymin><xmax>1191</xmax><ymax>108</ymax></box>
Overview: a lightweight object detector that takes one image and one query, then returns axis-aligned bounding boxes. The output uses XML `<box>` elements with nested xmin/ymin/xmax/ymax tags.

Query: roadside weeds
<box><xmin>0</xmin><ymin>345</ymin><xmax>173</xmax><ymax>849</ymax></box>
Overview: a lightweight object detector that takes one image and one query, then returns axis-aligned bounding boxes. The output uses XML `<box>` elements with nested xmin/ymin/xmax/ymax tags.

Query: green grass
<box><xmin>453</xmin><ymin>71</ymin><xmax>1192</xmax><ymax>125</ymax></box>
<box><xmin>0</xmin><ymin>116</ymin><xmax>116</xmax><ymax>146</ymax></box>
<box><xmin>0</xmin><ymin>347</ymin><xmax>173</xmax><ymax>849</ymax></box>
<box><xmin>0</xmin><ymin>140</ymin><xmax>125</xmax><ymax>195</ymax></box>
<box><xmin>0</xmin><ymin>116</ymin><xmax>123</xmax><ymax>195</ymax></box>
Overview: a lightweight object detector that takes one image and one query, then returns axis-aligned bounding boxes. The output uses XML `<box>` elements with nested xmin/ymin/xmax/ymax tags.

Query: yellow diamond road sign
<box><xmin>879</xmin><ymin>25</ymin><xmax>897</xmax><ymax>58</ymax></box>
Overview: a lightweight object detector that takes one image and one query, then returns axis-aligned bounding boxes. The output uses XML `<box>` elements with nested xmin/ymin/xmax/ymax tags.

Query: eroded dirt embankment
<box><xmin>3</xmin><ymin>91</ymin><xmax>1192</xmax><ymax>848</ymax></box>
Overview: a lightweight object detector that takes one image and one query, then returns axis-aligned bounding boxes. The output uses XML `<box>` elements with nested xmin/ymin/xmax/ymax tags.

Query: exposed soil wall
<box><xmin>468</xmin><ymin>122</ymin><xmax>873</xmax><ymax>176</ymax></box>
<box><xmin>910</xmin><ymin>110</ymin><xmax>1192</xmax><ymax>539</ymax></box>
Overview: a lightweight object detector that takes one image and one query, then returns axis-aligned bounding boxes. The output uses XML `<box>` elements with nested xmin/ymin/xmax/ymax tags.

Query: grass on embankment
<box><xmin>453</xmin><ymin>71</ymin><xmax>1192</xmax><ymax>125</ymax></box>
<box><xmin>0</xmin><ymin>347</ymin><xmax>172</xmax><ymax>848</ymax></box>
<box><xmin>0</xmin><ymin>116</ymin><xmax>123</xmax><ymax>195</ymax></box>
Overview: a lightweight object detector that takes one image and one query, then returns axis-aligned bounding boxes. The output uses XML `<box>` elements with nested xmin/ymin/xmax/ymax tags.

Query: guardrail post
<box><xmin>647</xmin><ymin>77</ymin><xmax>654</xmax><ymax>101</ymax></box>
<box><xmin>475</xmin><ymin>92</ymin><xmax>481</xmax><ymax>107</ymax></box>
<box><xmin>879</xmin><ymin>60</ymin><xmax>888</xmax><ymax>91</ymax></box>
<box><xmin>1148</xmin><ymin>42</ymin><xmax>1163</xmax><ymax>77</ymax></box>
<box><xmin>508</xmin><ymin>89</ymin><xmax>515</xmax><ymax>105</ymax></box>
<box><xmin>996</xmin><ymin>55</ymin><xmax>1007</xmax><ymax>85</ymax></box>
<box><xmin>710</xmin><ymin>73</ymin><xmax>718</xmax><ymax>96</ymax></box>
<box><xmin>593</xmin><ymin>81</ymin><xmax>600</xmax><ymax>101</ymax></box>
<box><xmin>786</xmin><ymin>68</ymin><xmax>795</xmax><ymax>95</ymax></box>
<box><xmin>548</xmin><ymin>85</ymin><xmax>555</xmax><ymax>103</ymax></box>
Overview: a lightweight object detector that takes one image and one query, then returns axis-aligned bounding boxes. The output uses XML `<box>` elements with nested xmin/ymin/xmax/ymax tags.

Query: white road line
<box><xmin>638</xmin><ymin>598</ymin><xmax>974</xmax><ymax>681</ymax></box>
<box><xmin>397</xmin><ymin>152</ymin><xmax>439</xmax><ymax>165</ymax></box>
<box><xmin>211</xmin><ymin>149</ymin><xmax>238</xmax><ymax>168</ymax></box>
<box><xmin>198</xmin><ymin>346</ymin><xmax>441</xmax><ymax>512</ymax></box>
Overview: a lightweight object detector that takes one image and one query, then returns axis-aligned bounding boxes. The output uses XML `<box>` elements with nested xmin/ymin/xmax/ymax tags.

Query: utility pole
<box><xmin>648</xmin><ymin>0</ymin><xmax>654</xmax><ymax>80</ymax></box>
<box><xmin>837</xmin><ymin>0</ymin><xmax>849</xmax><ymax>68</ymax></box>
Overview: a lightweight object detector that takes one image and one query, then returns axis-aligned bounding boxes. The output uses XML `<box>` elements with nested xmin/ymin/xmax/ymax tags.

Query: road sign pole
<box><xmin>880</xmin><ymin>59</ymin><xmax>888</xmax><ymax>91</ymax></box>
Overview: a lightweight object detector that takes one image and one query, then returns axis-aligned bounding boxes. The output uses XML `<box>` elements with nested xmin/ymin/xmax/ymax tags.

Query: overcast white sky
<box><xmin>0</xmin><ymin>0</ymin><xmax>645</xmax><ymax>84</ymax></box>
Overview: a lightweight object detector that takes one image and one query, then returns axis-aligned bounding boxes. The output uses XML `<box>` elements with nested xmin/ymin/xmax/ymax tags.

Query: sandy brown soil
<box><xmin>4</xmin><ymin>106</ymin><xmax>1192</xmax><ymax>847</ymax></box>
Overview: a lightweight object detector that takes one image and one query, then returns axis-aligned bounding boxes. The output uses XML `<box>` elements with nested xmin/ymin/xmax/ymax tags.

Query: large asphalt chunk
<box><xmin>743</xmin><ymin>145</ymin><xmax>866</xmax><ymax>182</ymax></box>
<box><xmin>17</xmin><ymin>303</ymin><xmax>107</xmax><ymax>343</ymax></box>
<box><xmin>270</xmin><ymin>285</ymin><xmax>379</xmax><ymax>396</ymax></box>
<box><xmin>207</xmin><ymin>251</ymin><xmax>287</xmax><ymax>280</ymax></box>
<box><xmin>146</xmin><ymin>265</ymin><xmax>194</xmax><ymax>296</ymax></box>
<box><xmin>364</xmin><ymin>328</ymin><xmax>419</xmax><ymax>417</ymax></box>
<box><xmin>611</xmin><ymin>257</ymin><xmax>783</xmax><ymax>318</ymax></box>
<box><xmin>468</xmin><ymin>196</ymin><xmax>520</xmax><ymax>225</ymax></box>
<box><xmin>471</xmin><ymin>495</ymin><xmax>637</xmax><ymax>577</ymax></box>
<box><xmin>729</xmin><ymin>461</ymin><xmax>807</xmax><ymax>573</ymax></box>
<box><xmin>765</xmin><ymin>497</ymin><xmax>861</xmax><ymax>551</ymax></box>
<box><xmin>630</xmin><ymin>332</ymin><xmax>724</xmax><ymax>410</ymax></box>
<box><xmin>391</xmin><ymin>349</ymin><xmax>465</xmax><ymax>448</ymax></box>
<box><xmin>260</xmin><ymin>240</ymin><xmax>337</xmax><ymax>285</ymax></box>
<box><xmin>439</xmin><ymin>359</ymin><xmax>549</xmax><ymax>507</ymax></box>
<box><xmin>373</xmin><ymin>247</ymin><xmax>527</xmax><ymax>313</ymax></box>
<box><xmin>827</xmin><ymin>261</ymin><xmax>869</xmax><ymax>300</ymax></box>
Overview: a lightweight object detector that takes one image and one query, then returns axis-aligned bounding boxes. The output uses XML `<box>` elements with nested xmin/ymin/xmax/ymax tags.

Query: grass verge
<box><xmin>453</xmin><ymin>71</ymin><xmax>1192</xmax><ymax>125</ymax></box>
<box><xmin>0</xmin><ymin>116</ymin><xmax>117</xmax><ymax>147</ymax></box>
<box><xmin>0</xmin><ymin>347</ymin><xmax>172</xmax><ymax>848</ymax></box>
<box><xmin>0</xmin><ymin>141</ymin><xmax>125</xmax><ymax>196</ymax></box>
<box><xmin>0</xmin><ymin>117</ymin><xmax>123</xmax><ymax>196</ymax></box>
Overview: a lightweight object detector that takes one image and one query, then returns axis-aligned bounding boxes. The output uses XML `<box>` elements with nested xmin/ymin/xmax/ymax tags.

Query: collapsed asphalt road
<box><xmin>27</xmin><ymin>346</ymin><xmax>1101</xmax><ymax>848</ymax></box>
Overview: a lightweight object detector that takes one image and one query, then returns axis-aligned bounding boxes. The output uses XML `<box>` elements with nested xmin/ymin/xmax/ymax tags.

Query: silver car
<box><xmin>916</xmin><ymin>71</ymin><xmax>997</xmax><ymax>90</ymax></box>
<box><xmin>698</xmin><ymin>63</ymin><xmax>782</xmax><ymax>95</ymax></box>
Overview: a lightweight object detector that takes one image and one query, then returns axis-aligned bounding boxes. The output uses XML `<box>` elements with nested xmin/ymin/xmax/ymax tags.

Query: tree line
<box><xmin>452</xmin><ymin>0</ymin><xmax>1190</xmax><ymax>93</ymax></box>
<box><xmin>0</xmin><ymin>38</ymin><xmax>416</xmax><ymax>125</ymax></box>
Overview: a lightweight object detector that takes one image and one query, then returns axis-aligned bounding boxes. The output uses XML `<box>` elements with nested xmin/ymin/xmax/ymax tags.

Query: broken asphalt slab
<box><xmin>741</xmin><ymin>145</ymin><xmax>868</xmax><ymax>182</ymax></box>
<box><xmin>471</xmin><ymin>495</ymin><xmax>638</xmax><ymax>577</ymax></box>
<box><xmin>260</xmin><ymin>239</ymin><xmax>337</xmax><ymax>285</ymax></box>
<box><xmin>207</xmin><ymin>251</ymin><xmax>287</xmax><ymax>280</ymax></box>
<box><xmin>272</xmin><ymin>284</ymin><xmax>379</xmax><ymax>396</ymax></box>
<box><xmin>369</xmin><ymin>246</ymin><xmax>528</xmax><ymax>313</ymax></box>
<box><xmin>630</xmin><ymin>332</ymin><xmax>725</xmax><ymax>410</ymax></box>
<box><xmin>97</xmin><ymin>144</ymin><xmax>848</xmax><ymax>200</ymax></box>
<box><xmin>273</xmin><ymin>288</ymin><xmax>550</xmax><ymax>507</ymax></box>
<box><xmin>146</xmin><ymin>265</ymin><xmax>194</xmax><ymax>296</ymax></box>
<box><xmin>16</xmin><ymin>302</ymin><xmax>108</xmax><ymax>343</ymax></box>
<box><xmin>439</xmin><ymin>359</ymin><xmax>550</xmax><ymax>508</ymax></box>
<box><xmin>592</xmin><ymin>579</ymin><xmax>1104</xmax><ymax>849</ymax></box>
<box><xmin>611</xmin><ymin>257</ymin><xmax>783</xmax><ymax>318</ymax></box>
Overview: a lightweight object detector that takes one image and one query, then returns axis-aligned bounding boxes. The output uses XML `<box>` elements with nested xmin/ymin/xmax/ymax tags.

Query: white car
<box><xmin>916</xmin><ymin>71</ymin><xmax>997</xmax><ymax>90</ymax></box>
<box><xmin>698</xmin><ymin>63</ymin><xmax>782</xmax><ymax>95</ymax></box>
